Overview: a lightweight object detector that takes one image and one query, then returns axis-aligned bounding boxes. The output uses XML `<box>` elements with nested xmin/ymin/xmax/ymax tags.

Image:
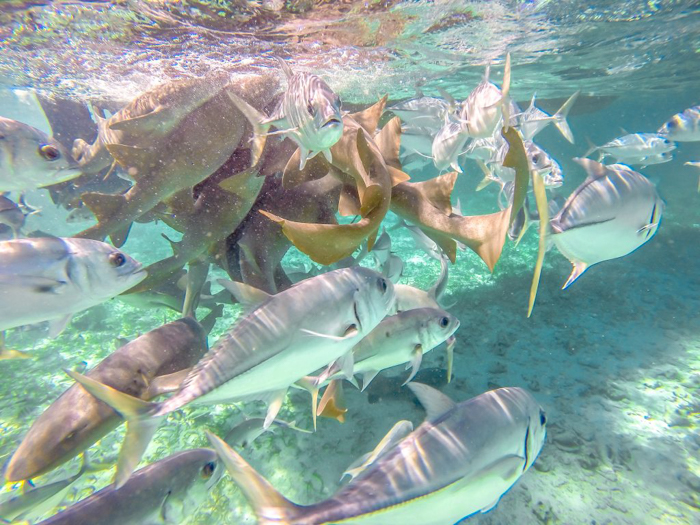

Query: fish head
<box><xmin>349</xmin><ymin>267</ymin><xmax>396</xmax><ymax>333</ymax></box>
<box><xmin>421</xmin><ymin>308</ymin><xmax>460</xmax><ymax>348</ymax></box>
<box><xmin>67</xmin><ymin>239</ymin><xmax>147</xmax><ymax>299</ymax></box>
<box><xmin>294</xmin><ymin>75</ymin><xmax>343</xmax><ymax>151</ymax></box>
<box><xmin>160</xmin><ymin>449</ymin><xmax>223</xmax><ymax>522</ymax></box>
<box><xmin>0</xmin><ymin>117</ymin><xmax>81</xmax><ymax>191</ymax></box>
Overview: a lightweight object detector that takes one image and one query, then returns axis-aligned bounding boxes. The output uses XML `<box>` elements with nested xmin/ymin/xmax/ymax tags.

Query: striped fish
<box><xmin>207</xmin><ymin>383</ymin><xmax>546</xmax><ymax>525</ymax></box>
<box><xmin>551</xmin><ymin>158</ymin><xmax>664</xmax><ymax>288</ymax></box>
<box><xmin>67</xmin><ymin>267</ymin><xmax>395</xmax><ymax>488</ymax></box>
<box><xmin>229</xmin><ymin>59</ymin><xmax>343</xmax><ymax>169</ymax></box>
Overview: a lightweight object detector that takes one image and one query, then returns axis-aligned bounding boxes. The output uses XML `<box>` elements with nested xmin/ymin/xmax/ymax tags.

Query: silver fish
<box><xmin>518</xmin><ymin>91</ymin><xmax>579</xmax><ymax>143</ymax></box>
<box><xmin>229</xmin><ymin>59</ymin><xmax>343</xmax><ymax>169</ymax></box>
<box><xmin>658</xmin><ymin>105</ymin><xmax>700</xmax><ymax>141</ymax></box>
<box><xmin>393</xmin><ymin>255</ymin><xmax>451</xmax><ymax>313</ymax></box>
<box><xmin>5</xmin><ymin>317</ymin><xmax>208</xmax><ymax>482</ymax></box>
<box><xmin>431</xmin><ymin>117</ymin><xmax>469</xmax><ymax>172</ymax></box>
<box><xmin>0</xmin><ymin>237</ymin><xmax>146</xmax><ymax>335</ymax></box>
<box><xmin>551</xmin><ymin>158</ymin><xmax>664</xmax><ymax>288</ymax></box>
<box><xmin>0</xmin><ymin>460</ymin><xmax>85</xmax><ymax>522</ymax></box>
<box><xmin>36</xmin><ymin>449</ymin><xmax>221</xmax><ymax>525</ymax></box>
<box><xmin>0</xmin><ymin>117</ymin><xmax>80</xmax><ymax>191</ymax></box>
<box><xmin>206</xmin><ymin>383</ymin><xmax>546</xmax><ymax>525</ymax></box>
<box><xmin>585</xmin><ymin>133</ymin><xmax>675</xmax><ymax>164</ymax></box>
<box><xmin>322</xmin><ymin>307</ymin><xmax>460</xmax><ymax>390</ymax></box>
<box><xmin>459</xmin><ymin>54</ymin><xmax>511</xmax><ymax>138</ymax></box>
<box><xmin>68</xmin><ymin>267</ymin><xmax>395</xmax><ymax>487</ymax></box>
<box><xmin>389</xmin><ymin>96</ymin><xmax>450</xmax><ymax>131</ymax></box>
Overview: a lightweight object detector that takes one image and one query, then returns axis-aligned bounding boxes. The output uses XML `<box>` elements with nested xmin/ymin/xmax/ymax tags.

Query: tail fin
<box><xmin>553</xmin><ymin>90</ymin><xmax>579</xmax><ymax>144</ymax></box>
<box><xmin>64</xmin><ymin>370</ymin><xmax>163</xmax><ymax>489</ymax></box>
<box><xmin>428</xmin><ymin>255</ymin><xmax>450</xmax><ymax>304</ymax></box>
<box><xmin>207</xmin><ymin>431</ymin><xmax>304</xmax><ymax>525</ymax></box>
<box><xmin>227</xmin><ymin>91</ymin><xmax>271</xmax><ymax>167</ymax></box>
<box><xmin>317</xmin><ymin>380</ymin><xmax>348</xmax><ymax>423</ymax></box>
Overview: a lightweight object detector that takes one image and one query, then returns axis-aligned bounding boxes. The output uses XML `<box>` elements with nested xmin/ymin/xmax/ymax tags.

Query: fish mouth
<box><xmin>322</xmin><ymin>117</ymin><xmax>342</xmax><ymax>128</ymax></box>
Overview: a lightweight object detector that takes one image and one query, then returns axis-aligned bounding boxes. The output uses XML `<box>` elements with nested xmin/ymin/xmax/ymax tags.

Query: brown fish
<box><xmin>4</xmin><ymin>317</ymin><xmax>210</xmax><ymax>482</ymax></box>
<box><xmin>75</xmin><ymin>74</ymin><xmax>277</xmax><ymax>247</ymax></box>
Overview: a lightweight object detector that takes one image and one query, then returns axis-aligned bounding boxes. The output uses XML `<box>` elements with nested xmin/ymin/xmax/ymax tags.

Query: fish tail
<box><xmin>79</xmin><ymin>191</ymin><xmax>132</xmax><ymax>247</ymax></box>
<box><xmin>582</xmin><ymin>137</ymin><xmax>598</xmax><ymax>159</ymax></box>
<box><xmin>207</xmin><ymin>431</ymin><xmax>307</xmax><ymax>525</ymax></box>
<box><xmin>553</xmin><ymin>90</ymin><xmax>580</xmax><ymax>144</ymax></box>
<box><xmin>226</xmin><ymin>90</ymin><xmax>270</xmax><ymax>167</ymax></box>
<box><xmin>64</xmin><ymin>370</ymin><xmax>163</xmax><ymax>489</ymax></box>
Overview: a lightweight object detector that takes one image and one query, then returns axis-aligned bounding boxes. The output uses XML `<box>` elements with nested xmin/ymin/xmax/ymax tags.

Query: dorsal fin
<box><xmin>349</xmin><ymin>95</ymin><xmax>388</xmax><ymax>135</ymax></box>
<box><xmin>407</xmin><ymin>383</ymin><xmax>456</xmax><ymax>420</ymax></box>
<box><xmin>275</xmin><ymin>57</ymin><xmax>294</xmax><ymax>79</ymax></box>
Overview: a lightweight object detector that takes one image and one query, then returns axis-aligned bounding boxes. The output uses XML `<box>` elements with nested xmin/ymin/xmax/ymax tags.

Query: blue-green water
<box><xmin>1</xmin><ymin>1</ymin><xmax>699</xmax><ymax>524</ymax></box>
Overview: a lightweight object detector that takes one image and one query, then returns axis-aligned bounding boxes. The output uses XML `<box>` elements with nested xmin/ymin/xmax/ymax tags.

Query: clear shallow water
<box><xmin>1</xmin><ymin>1</ymin><xmax>699</xmax><ymax>524</ymax></box>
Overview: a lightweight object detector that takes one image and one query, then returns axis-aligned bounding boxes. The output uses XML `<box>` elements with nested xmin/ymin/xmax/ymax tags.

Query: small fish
<box><xmin>206</xmin><ymin>383</ymin><xmax>546</xmax><ymax>525</ymax></box>
<box><xmin>459</xmin><ymin>54</ymin><xmax>512</xmax><ymax>138</ymax></box>
<box><xmin>0</xmin><ymin>117</ymin><xmax>80</xmax><ymax>191</ymax></box>
<box><xmin>67</xmin><ymin>267</ymin><xmax>395</xmax><ymax>487</ymax></box>
<box><xmin>0</xmin><ymin>458</ymin><xmax>86</xmax><ymax>523</ymax></box>
<box><xmin>224</xmin><ymin>417</ymin><xmax>311</xmax><ymax>449</ymax></box>
<box><xmin>64</xmin><ymin>205</ymin><xmax>96</xmax><ymax>224</ymax></box>
<box><xmin>0</xmin><ymin>237</ymin><xmax>146</xmax><ymax>336</ymax></box>
<box><xmin>5</xmin><ymin>317</ymin><xmax>208</xmax><ymax>482</ymax></box>
<box><xmin>321</xmin><ymin>307</ymin><xmax>460</xmax><ymax>390</ymax></box>
<box><xmin>393</xmin><ymin>254</ymin><xmax>451</xmax><ymax>313</ymax></box>
<box><xmin>389</xmin><ymin>95</ymin><xmax>450</xmax><ymax>131</ymax></box>
<box><xmin>519</xmin><ymin>90</ymin><xmax>579</xmax><ymax>143</ymax></box>
<box><xmin>35</xmin><ymin>449</ymin><xmax>221</xmax><ymax>525</ymax></box>
<box><xmin>584</xmin><ymin>133</ymin><xmax>675</xmax><ymax>164</ymax></box>
<box><xmin>658</xmin><ymin>105</ymin><xmax>700</xmax><ymax>141</ymax></box>
<box><xmin>550</xmin><ymin>158</ymin><xmax>664</xmax><ymax>288</ymax></box>
<box><xmin>393</xmin><ymin>218</ymin><xmax>443</xmax><ymax>260</ymax></box>
<box><xmin>431</xmin><ymin>117</ymin><xmax>470</xmax><ymax>172</ymax></box>
<box><xmin>228</xmin><ymin>59</ymin><xmax>343</xmax><ymax>169</ymax></box>
<box><xmin>527</xmin><ymin>141</ymin><xmax>564</xmax><ymax>188</ymax></box>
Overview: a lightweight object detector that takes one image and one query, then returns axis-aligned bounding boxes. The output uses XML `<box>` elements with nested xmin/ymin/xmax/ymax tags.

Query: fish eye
<box><xmin>39</xmin><ymin>144</ymin><xmax>61</xmax><ymax>161</ymax></box>
<box><xmin>201</xmin><ymin>461</ymin><xmax>217</xmax><ymax>479</ymax></box>
<box><xmin>531</xmin><ymin>154</ymin><xmax>540</xmax><ymax>164</ymax></box>
<box><xmin>440</xmin><ymin>316</ymin><xmax>450</xmax><ymax>328</ymax></box>
<box><xmin>377</xmin><ymin>277</ymin><xmax>388</xmax><ymax>292</ymax></box>
<box><xmin>109</xmin><ymin>252</ymin><xmax>126</xmax><ymax>267</ymax></box>
<box><xmin>539</xmin><ymin>410</ymin><xmax>547</xmax><ymax>426</ymax></box>
<box><xmin>307</xmin><ymin>102</ymin><xmax>315</xmax><ymax>116</ymax></box>
<box><xmin>667</xmin><ymin>120</ymin><xmax>677</xmax><ymax>129</ymax></box>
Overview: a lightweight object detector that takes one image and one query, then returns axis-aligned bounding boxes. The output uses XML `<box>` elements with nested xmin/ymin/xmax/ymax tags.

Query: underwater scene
<box><xmin>1</xmin><ymin>1</ymin><xmax>699</xmax><ymax>524</ymax></box>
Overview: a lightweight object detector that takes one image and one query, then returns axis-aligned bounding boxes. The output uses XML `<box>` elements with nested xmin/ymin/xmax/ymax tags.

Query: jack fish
<box><xmin>551</xmin><ymin>158</ymin><xmax>664</xmax><ymax>288</ymax></box>
<box><xmin>67</xmin><ymin>267</ymin><xmax>395</xmax><ymax>487</ymax></box>
<box><xmin>0</xmin><ymin>237</ymin><xmax>145</xmax><ymax>336</ymax></box>
<box><xmin>658</xmin><ymin>105</ymin><xmax>700</xmax><ymax>141</ymax></box>
<box><xmin>459</xmin><ymin>54</ymin><xmax>511</xmax><ymax>138</ymax></box>
<box><xmin>519</xmin><ymin>91</ymin><xmax>579</xmax><ymax>143</ymax></box>
<box><xmin>36</xmin><ymin>449</ymin><xmax>221</xmax><ymax>525</ymax></box>
<box><xmin>228</xmin><ymin>59</ymin><xmax>343</xmax><ymax>169</ymax></box>
<box><xmin>0</xmin><ymin>117</ymin><xmax>80</xmax><ymax>191</ymax></box>
<box><xmin>206</xmin><ymin>383</ymin><xmax>546</xmax><ymax>525</ymax></box>
<box><xmin>5</xmin><ymin>317</ymin><xmax>209</xmax><ymax>482</ymax></box>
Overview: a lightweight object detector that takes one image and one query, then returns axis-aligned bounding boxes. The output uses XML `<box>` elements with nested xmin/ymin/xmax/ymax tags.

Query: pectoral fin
<box><xmin>263</xmin><ymin>389</ymin><xmax>287</xmax><ymax>430</ymax></box>
<box><xmin>217</xmin><ymin>279</ymin><xmax>272</xmax><ymax>311</ymax></box>
<box><xmin>402</xmin><ymin>345</ymin><xmax>423</xmax><ymax>385</ymax></box>
<box><xmin>361</xmin><ymin>370</ymin><xmax>380</xmax><ymax>391</ymax></box>
<box><xmin>48</xmin><ymin>314</ymin><xmax>73</xmax><ymax>338</ymax></box>
<box><xmin>317</xmin><ymin>380</ymin><xmax>347</xmax><ymax>424</ymax></box>
<box><xmin>144</xmin><ymin>369</ymin><xmax>191</xmax><ymax>399</ymax></box>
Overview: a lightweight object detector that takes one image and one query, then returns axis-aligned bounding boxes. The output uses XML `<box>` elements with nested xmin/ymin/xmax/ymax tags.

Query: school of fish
<box><xmin>1</xmin><ymin>54</ymin><xmax>698</xmax><ymax>524</ymax></box>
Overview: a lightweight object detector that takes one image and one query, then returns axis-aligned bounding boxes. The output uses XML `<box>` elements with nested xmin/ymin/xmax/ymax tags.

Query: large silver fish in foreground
<box><xmin>5</xmin><ymin>317</ymin><xmax>209</xmax><ymax>482</ymax></box>
<box><xmin>36</xmin><ymin>449</ymin><xmax>221</xmax><ymax>525</ymax></box>
<box><xmin>0</xmin><ymin>117</ymin><xmax>80</xmax><ymax>191</ymax></box>
<box><xmin>207</xmin><ymin>383</ymin><xmax>546</xmax><ymax>525</ymax></box>
<box><xmin>0</xmin><ymin>237</ymin><xmax>146</xmax><ymax>335</ymax></box>
<box><xmin>551</xmin><ymin>158</ymin><xmax>664</xmax><ymax>288</ymax></box>
<box><xmin>228</xmin><ymin>59</ymin><xmax>343</xmax><ymax>169</ymax></box>
<box><xmin>68</xmin><ymin>267</ymin><xmax>395</xmax><ymax>487</ymax></box>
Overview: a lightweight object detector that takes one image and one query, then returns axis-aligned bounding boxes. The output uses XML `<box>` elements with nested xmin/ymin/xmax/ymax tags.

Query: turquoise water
<box><xmin>1</xmin><ymin>1</ymin><xmax>699</xmax><ymax>524</ymax></box>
